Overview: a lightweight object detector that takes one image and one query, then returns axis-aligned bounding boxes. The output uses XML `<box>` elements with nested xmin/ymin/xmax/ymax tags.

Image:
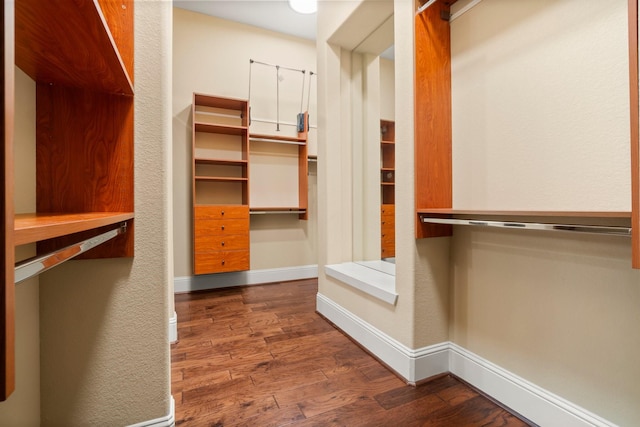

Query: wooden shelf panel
<box><xmin>194</xmin><ymin>122</ymin><xmax>247</xmax><ymax>135</ymax></box>
<box><xmin>194</xmin><ymin>94</ymin><xmax>248</xmax><ymax>110</ymax></box>
<box><xmin>417</xmin><ymin>209</ymin><xmax>631</xmax><ymax>218</ymax></box>
<box><xmin>15</xmin><ymin>0</ymin><xmax>133</xmax><ymax>95</ymax></box>
<box><xmin>195</xmin><ymin>176</ymin><xmax>248</xmax><ymax>182</ymax></box>
<box><xmin>250</xmin><ymin>133</ymin><xmax>307</xmax><ymax>144</ymax></box>
<box><xmin>15</xmin><ymin>212</ymin><xmax>134</xmax><ymax>246</ymax></box>
<box><xmin>195</xmin><ymin>158</ymin><xmax>248</xmax><ymax>166</ymax></box>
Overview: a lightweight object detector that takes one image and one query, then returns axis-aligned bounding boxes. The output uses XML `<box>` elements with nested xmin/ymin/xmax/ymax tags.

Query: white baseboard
<box><xmin>169</xmin><ymin>311</ymin><xmax>177</xmax><ymax>344</ymax></box>
<box><xmin>127</xmin><ymin>397</ymin><xmax>174</xmax><ymax>427</ymax></box>
<box><xmin>174</xmin><ymin>265</ymin><xmax>318</xmax><ymax>293</ymax></box>
<box><xmin>317</xmin><ymin>292</ymin><xmax>617</xmax><ymax>427</ymax></box>
<box><xmin>449</xmin><ymin>344</ymin><xmax>618</xmax><ymax>427</ymax></box>
<box><xmin>316</xmin><ymin>293</ymin><xmax>448</xmax><ymax>383</ymax></box>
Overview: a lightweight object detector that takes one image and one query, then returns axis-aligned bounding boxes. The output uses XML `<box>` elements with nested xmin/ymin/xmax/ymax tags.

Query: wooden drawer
<box><xmin>195</xmin><ymin>233</ymin><xmax>249</xmax><ymax>252</ymax></box>
<box><xmin>381</xmin><ymin>204</ymin><xmax>395</xmax><ymax>219</ymax></box>
<box><xmin>194</xmin><ymin>205</ymin><xmax>249</xmax><ymax>220</ymax></box>
<box><xmin>194</xmin><ymin>250</ymin><xmax>249</xmax><ymax>275</ymax></box>
<box><xmin>195</xmin><ymin>218</ymin><xmax>249</xmax><ymax>236</ymax></box>
<box><xmin>381</xmin><ymin>243</ymin><xmax>395</xmax><ymax>258</ymax></box>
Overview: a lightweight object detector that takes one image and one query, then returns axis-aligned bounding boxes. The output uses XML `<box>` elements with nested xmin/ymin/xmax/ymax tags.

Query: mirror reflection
<box><xmin>351</xmin><ymin>15</ymin><xmax>395</xmax><ymax>267</ymax></box>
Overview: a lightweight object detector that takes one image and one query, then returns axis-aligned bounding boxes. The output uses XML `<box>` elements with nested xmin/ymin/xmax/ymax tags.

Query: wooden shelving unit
<box><xmin>414</xmin><ymin>0</ymin><xmax>640</xmax><ymax>267</ymax></box>
<box><xmin>380</xmin><ymin>120</ymin><xmax>395</xmax><ymax>258</ymax></box>
<box><xmin>249</xmin><ymin>112</ymin><xmax>309</xmax><ymax>220</ymax></box>
<box><xmin>2</xmin><ymin>0</ymin><xmax>135</xmax><ymax>401</ymax></box>
<box><xmin>192</xmin><ymin>94</ymin><xmax>250</xmax><ymax>275</ymax></box>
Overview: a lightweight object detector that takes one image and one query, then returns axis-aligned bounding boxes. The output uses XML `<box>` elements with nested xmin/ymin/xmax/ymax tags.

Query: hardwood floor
<box><xmin>172</xmin><ymin>279</ymin><xmax>532</xmax><ymax>426</ymax></box>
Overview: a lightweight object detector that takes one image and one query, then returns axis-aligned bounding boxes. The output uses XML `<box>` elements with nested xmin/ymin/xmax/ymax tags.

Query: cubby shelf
<box><xmin>195</xmin><ymin>122</ymin><xmax>247</xmax><ymax>135</ymax></box>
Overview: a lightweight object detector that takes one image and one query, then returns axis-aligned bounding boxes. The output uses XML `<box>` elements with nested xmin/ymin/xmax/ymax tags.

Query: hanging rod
<box><xmin>417</xmin><ymin>0</ymin><xmax>437</xmax><ymax>14</ymax></box>
<box><xmin>249</xmin><ymin>59</ymin><xmax>305</xmax><ymax>74</ymax></box>
<box><xmin>15</xmin><ymin>223</ymin><xmax>127</xmax><ymax>284</ymax></box>
<box><xmin>420</xmin><ymin>217</ymin><xmax>632</xmax><ymax>237</ymax></box>
<box><xmin>250</xmin><ymin>210</ymin><xmax>306</xmax><ymax>215</ymax></box>
<box><xmin>249</xmin><ymin>136</ymin><xmax>306</xmax><ymax>146</ymax></box>
<box><xmin>252</xmin><ymin>117</ymin><xmax>317</xmax><ymax>130</ymax></box>
<box><xmin>450</xmin><ymin>0</ymin><xmax>483</xmax><ymax>22</ymax></box>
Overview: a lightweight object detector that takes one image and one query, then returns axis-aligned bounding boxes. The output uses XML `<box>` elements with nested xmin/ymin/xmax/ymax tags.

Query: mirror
<box><xmin>351</xmin><ymin>15</ymin><xmax>395</xmax><ymax>267</ymax></box>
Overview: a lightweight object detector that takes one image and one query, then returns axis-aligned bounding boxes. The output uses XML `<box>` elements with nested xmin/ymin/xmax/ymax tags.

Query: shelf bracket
<box><xmin>14</xmin><ymin>223</ymin><xmax>127</xmax><ymax>284</ymax></box>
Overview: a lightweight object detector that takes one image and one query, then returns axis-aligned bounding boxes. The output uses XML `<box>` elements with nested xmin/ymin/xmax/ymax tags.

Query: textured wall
<box><xmin>172</xmin><ymin>8</ymin><xmax>318</xmax><ymax>277</ymax></box>
<box><xmin>0</xmin><ymin>68</ymin><xmax>40</xmax><ymax>426</ymax></box>
<box><xmin>449</xmin><ymin>0</ymin><xmax>640</xmax><ymax>424</ymax></box>
<box><xmin>39</xmin><ymin>2</ymin><xmax>173</xmax><ymax>425</ymax></box>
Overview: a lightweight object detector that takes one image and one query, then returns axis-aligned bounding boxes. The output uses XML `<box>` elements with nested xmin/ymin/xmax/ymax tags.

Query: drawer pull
<box><xmin>222</xmin><ymin>260</ymin><xmax>225</xmax><ymax>265</ymax></box>
<box><xmin>221</xmin><ymin>210</ymin><xmax>225</xmax><ymax>216</ymax></box>
<box><xmin>221</xmin><ymin>241</ymin><xmax>225</xmax><ymax>246</ymax></box>
<box><xmin>221</xmin><ymin>225</ymin><xmax>225</xmax><ymax>231</ymax></box>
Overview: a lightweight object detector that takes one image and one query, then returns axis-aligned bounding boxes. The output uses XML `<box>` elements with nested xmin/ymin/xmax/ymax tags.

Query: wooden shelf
<box><xmin>15</xmin><ymin>0</ymin><xmax>133</xmax><ymax>95</ymax></box>
<box><xmin>194</xmin><ymin>94</ymin><xmax>248</xmax><ymax>111</ymax></box>
<box><xmin>250</xmin><ymin>133</ymin><xmax>307</xmax><ymax>144</ymax></box>
<box><xmin>417</xmin><ymin>209</ymin><xmax>631</xmax><ymax>219</ymax></box>
<box><xmin>381</xmin><ymin>140</ymin><xmax>395</xmax><ymax>145</ymax></box>
<box><xmin>194</xmin><ymin>122</ymin><xmax>247</xmax><ymax>135</ymax></box>
<box><xmin>195</xmin><ymin>176</ymin><xmax>248</xmax><ymax>182</ymax></box>
<box><xmin>195</xmin><ymin>158</ymin><xmax>248</xmax><ymax>166</ymax></box>
<box><xmin>14</xmin><ymin>212</ymin><xmax>134</xmax><ymax>247</ymax></box>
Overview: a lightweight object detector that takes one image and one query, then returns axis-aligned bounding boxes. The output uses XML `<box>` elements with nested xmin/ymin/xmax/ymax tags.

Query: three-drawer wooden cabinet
<box><xmin>193</xmin><ymin>205</ymin><xmax>249</xmax><ymax>274</ymax></box>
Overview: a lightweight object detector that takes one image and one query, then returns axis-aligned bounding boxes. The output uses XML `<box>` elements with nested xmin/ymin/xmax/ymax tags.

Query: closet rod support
<box><xmin>15</xmin><ymin>223</ymin><xmax>127</xmax><ymax>284</ymax></box>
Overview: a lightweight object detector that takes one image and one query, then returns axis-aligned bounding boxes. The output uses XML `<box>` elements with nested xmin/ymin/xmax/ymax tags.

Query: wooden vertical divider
<box><xmin>629</xmin><ymin>0</ymin><xmax>640</xmax><ymax>268</ymax></box>
<box><xmin>0</xmin><ymin>0</ymin><xmax>14</xmax><ymax>401</ymax></box>
<box><xmin>414</xmin><ymin>0</ymin><xmax>455</xmax><ymax>239</ymax></box>
<box><xmin>298</xmin><ymin>112</ymin><xmax>309</xmax><ymax>220</ymax></box>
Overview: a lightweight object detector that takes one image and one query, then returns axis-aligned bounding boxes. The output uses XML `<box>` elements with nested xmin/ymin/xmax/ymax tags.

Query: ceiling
<box><xmin>173</xmin><ymin>0</ymin><xmax>318</xmax><ymax>41</ymax></box>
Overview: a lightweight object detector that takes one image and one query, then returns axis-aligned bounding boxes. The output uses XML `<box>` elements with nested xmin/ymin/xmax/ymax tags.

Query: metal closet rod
<box><xmin>417</xmin><ymin>0</ymin><xmax>484</xmax><ymax>19</ymax></box>
<box><xmin>15</xmin><ymin>223</ymin><xmax>127</xmax><ymax>284</ymax></box>
<box><xmin>250</xmin><ymin>210</ymin><xmax>306</xmax><ymax>215</ymax></box>
<box><xmin>249</xmin><ymin>136</ymin><xmax>306</xmax><ymax>146</ymax></box>
<box><xmin>420</xmin><ymin>217</ymin><xmax>632</xmax><ymax>237</ymax></box>
<box><xmin>252</xmin><ymin>117</ymin><xmax>317</xmax><ymax>130</ymax></box>
<box><xmin>250</xmin><ymin>59</ymin><xmax>306</xmax><ymax>74</ymax></box>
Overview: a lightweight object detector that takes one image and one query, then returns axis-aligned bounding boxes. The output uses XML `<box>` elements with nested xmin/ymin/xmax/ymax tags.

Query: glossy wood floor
<box><xmin>172</xmin><ymin>279</ymin><xmax>532</xmax><ymax>426</ymax></box>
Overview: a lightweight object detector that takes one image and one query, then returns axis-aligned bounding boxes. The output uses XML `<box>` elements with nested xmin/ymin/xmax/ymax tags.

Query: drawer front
<box><xmin>194</xmin><ymin>250</ymin><xmax>250</xmax><ymax>275</ymax></box>
<box><xmin>381</xmin><ymin>242</ymin><xmax>395</xmax><ymax>258</ymax></box>
<box><xmin>195</xmin><ymin>205</ymin><xmax>249</xmax><ymax>220</ymax></box>
<box><xmin>381</xmin><ymin>204</ymin><xmax>395</xmax><ymax>219</ymax></box>
<box><xmin>195</xmin><ymin>233</ymin><xmax>249</xmax><ymax>252</ymax></box>
<box><xmin>195</xmin><ymin>218</ymin><xmax>249</xmax><ymax>236</ymax></box>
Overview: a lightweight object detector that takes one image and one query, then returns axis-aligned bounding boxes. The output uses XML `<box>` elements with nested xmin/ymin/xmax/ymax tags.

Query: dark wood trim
<box><xmin>414</xmin><ymin>0</ymin><xmax>453</xmax><ymax>239</ymax></box>
<box><xmin>1</xmin><ymin>0</ymin><xmax>15</xmax><ymax>402</ymax></box>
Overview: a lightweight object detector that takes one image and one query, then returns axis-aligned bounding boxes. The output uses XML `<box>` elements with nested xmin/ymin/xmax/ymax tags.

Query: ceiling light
<box><xmin>289</xmin><ymin>0</ymin><xmax>317</xmax><ymax>14</ymax></box>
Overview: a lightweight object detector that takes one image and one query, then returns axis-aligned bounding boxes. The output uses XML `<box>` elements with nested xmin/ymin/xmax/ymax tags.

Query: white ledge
<box><xmin>324</xmin><ymin>262</ymin><xmax>398</xmax><ymax>305</ymax></box>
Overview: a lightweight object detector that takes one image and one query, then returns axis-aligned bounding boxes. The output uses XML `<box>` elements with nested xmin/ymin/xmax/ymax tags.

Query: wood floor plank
<box><xmin>172</xmin><ymin>280</ymin><xmax>532</xmax><ymax>426</ymax></box>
